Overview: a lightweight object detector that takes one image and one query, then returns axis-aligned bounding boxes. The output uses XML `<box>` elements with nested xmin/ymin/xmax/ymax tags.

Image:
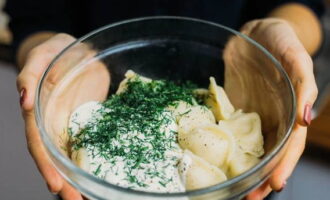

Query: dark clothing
<box><xmin>5</xmin><ymin>0</ymin><xmax>325</xmax><ymax>51</ymax></box>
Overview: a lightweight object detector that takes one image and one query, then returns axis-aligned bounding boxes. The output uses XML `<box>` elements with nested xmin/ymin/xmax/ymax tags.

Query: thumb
<box><xmin>17</xmin><ymin>33</ymin><xmax>76</xmax><ymax>194</ymax></box>
<box><xmin>24</xmin><ymin>109</ymin><xmax>64</xmax><ymax>194</ymax></box>
<box><xmin>17</xmin><ymin>33</ymin><xmax>76</xmax><ymax>112</ymax></box>
<box><xmin>280</xmin><ymin>48</ymin><xmax>318</xmax><ymax>126</ymax></box>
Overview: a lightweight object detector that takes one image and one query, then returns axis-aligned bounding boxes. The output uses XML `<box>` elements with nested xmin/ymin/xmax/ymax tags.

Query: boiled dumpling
<box><xmin>193</xmin><ymin>88</ymin><xmax>209</xmax><ymax>102</ymax></box>
<box><xmin>116</xmin><ymin>70</ymin><xmax>151</xmax><ymax>94</ymax></box>
<box><xmin>179</xmin><ymin>150</ymin><xmax>227</xmax><ymax>190</ymax></box>
<box><xmin>218</xmin><ymin>112</ymin><xmax>264</xmax><ymax>157</ymax></box>
<box><xmin>178</xmin><ymin>124</ymin><xmax>234</xmax><ymax>170</ymax></box>
<box><xmin>205</xmin><ymin>77</ymin><xmax>235</xmax><ymax>120</ymax></box>
<box><xmin>167</xmin><ymin>101</ymin><xmax>194</xmax><ymax>122</ymax></box>
<box><xmin>173</xmin><ymin>102</ymin><xmax>216</xmax><ymax>134</ymax></box>
<box><xmin>228</xmin><ymin>148</ymin><xmax>260</xmax><ymax>177</ymax></box>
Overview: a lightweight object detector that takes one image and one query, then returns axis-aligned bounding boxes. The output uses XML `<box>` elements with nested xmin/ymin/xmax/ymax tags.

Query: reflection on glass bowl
<box><xmin>35</xmin><ymin>16</ymin><xmax>295</xmax><ymax>200</ymax></box>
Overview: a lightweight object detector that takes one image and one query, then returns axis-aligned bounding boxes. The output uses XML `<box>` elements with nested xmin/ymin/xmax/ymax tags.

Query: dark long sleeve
<box><xmin>5</xmin><ymin>0</ymin><xmax>325</xmax><ymax>52</ymax></box>
<box><xmin>4</xmin><ymin>0</ymin><xmax>73</xmax><ymax>51</ymax></box>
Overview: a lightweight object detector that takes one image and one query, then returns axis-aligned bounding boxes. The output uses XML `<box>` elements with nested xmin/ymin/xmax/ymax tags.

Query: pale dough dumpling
<box><xmin>178</xmin><ymin>124</ymin><xmax>235</xmax><ymax>170</ymax></box>
<box><xmin>116</xmin><ymin>70</ymin><xmax>151</xmax><ymax>94</ymax></box>
<box><xmin>172</xmin><ymin>102</ymin><xmax>216</xmax><ymax>134</ymax></box>
<box><xmin>179</xmin><ymin>150</ymin><xmax>227</xmax><ymax>190</ymax></box>
<box><xmin>218</xmin><ymin>112</ymin><xmax>264</xmax><ymax>157</ymax></box>
<box><xmin>167</xmin><ymin>101</ymin><xmax>193</xmax><ymax>122</ymax></box>
<box><xmin>228</xmin><ymin>148</ymin><xmax>260</xmax><ymax>177</ymax></box>
<box><xmin>205</xmin><ymin>77</ymin><xmax>235</xmax><ymax>120</ymax></box>
<box><xmin>193</xmin><ymin>88</ymin><xmax>209</xmax><ymax>102</ymax></box>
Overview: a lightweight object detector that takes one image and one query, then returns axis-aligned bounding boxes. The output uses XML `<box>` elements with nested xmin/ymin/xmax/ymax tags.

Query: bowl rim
<box><xmin>35</xmin><ymin>15</ymin><xmax>296</xmax><ymax>198</ymax></box>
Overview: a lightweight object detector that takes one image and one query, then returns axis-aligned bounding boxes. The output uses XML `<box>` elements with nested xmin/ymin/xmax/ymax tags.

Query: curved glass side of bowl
<box><xmin>35</xmin><ymin>16</ymin><xmax>295</xmax><ymax>200</ymax></box>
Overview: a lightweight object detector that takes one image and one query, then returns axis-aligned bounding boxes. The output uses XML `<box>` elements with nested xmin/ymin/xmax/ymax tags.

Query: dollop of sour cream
<box><xmin>69</xmin><ymin>101</ymin><xmax>190</xmax><ymax>193</ymax></box>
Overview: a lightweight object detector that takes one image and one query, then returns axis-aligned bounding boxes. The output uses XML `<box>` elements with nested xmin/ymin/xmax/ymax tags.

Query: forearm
<box><xmin>268</xmin><ymin>3</ymin><xmax>322</xmax><ymax>56</ymax></box>
<box><xmin>17</xmin><ymin>31</ymin><xmax>57</xmax><ymax>70</ymax></box>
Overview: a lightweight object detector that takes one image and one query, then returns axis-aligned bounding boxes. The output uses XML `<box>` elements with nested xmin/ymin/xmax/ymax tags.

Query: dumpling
<box><xmin>193</xmin><ymin>88</ymin><xmax>209</xmax><ymax>103</ymax></box>
<box><xmin>228</xmin><ymin>148</ymin><xmax>260</xmax><ymax>177</ymax></box>
<box><xmin>170</xmin><ymin>102</ymin><xmax>215</xmax><ymax>134</ymax></box>
<box><xmin>116</xmin><ymin>70</ymin><xmax>151</xmax><ymax>94</ymax></box>
<box><xmin>179</xmin><ymin>150</ymin><xmax>227</xmax><ymax>190</ymax></box>
<box><xmin>205</xmin><ymin>77</ymin><xmax>235</xmax><ymax>120</ymax></box>
<box><xmin>167</xmin><ymin>101</ymin><xmax>194</xmax><ymax>122</ymax></box>
<box><xmin>178</xmin><ymin>124</ymin><xmax>235</xmax><ymax>170</ymax></box>
<box><xmin>218</xmin><ymin>112</ymin><xmax>264</xmax><ymax>157</ymax></box>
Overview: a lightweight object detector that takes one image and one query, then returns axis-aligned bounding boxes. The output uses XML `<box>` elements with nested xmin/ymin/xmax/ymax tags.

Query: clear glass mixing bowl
<box><xmin>35</xmin><ymin>16</ymin><xmax>296</xmax><ymax>200</ymax></box>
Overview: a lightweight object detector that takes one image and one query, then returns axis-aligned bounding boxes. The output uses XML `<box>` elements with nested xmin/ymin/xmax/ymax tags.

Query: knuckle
<box><xmin>56</xmin><ymin>33</ymin><xmax>76</xmax><ymax>42</ymax></box>
<box><xmin>311</xmin><ymin>84</ymin><xmax>319</xmax><ymax>101</ymax></box>
<box><xmin>26</xmin><ymin>139</ymin><xmax>34</xmax><ymax>155</ymax></box>
<box><xmin>28</xmin><ymin>47</ymin><xmax>57</xmax><ymax>67</ymax></box>
<box><xmin>302</xmin><ymin>55</ymin><xmax>313</xmax><ymax>68</ymax></box>
<box><xmin>16</xmin><ymin>67</ymin><xmax>40</xmax><ymax>89</ymax></box>
<box><xmin>16</xmin><ymin>73</ymin><xmax>24</xmax><ymax>88</ymax></box>
<box><xmin>314</xmin><ymin>85</ymin><xmax>319</xmax><ymax>96</ymax></box>
<box><xmin>29</xmin><ymin>42</ymin><xmax>60</xmax><ymax>59</ymax></box>
<box><xmin>47</xmin><ymin>183</ymin><xmax>62</xmax><ymax>194</ymax></box>
<box><xmin>28</xmin><ymin>46</ymin><xmax>43</xmax><ymax>58</ymax></box>
<box><xmin>282</xmin><ymin>46</ymin><xmax>311</xmax><ymax>68</ymax></box>
<box><xmin>27</xmin><ymin>33</ymin><xmax>76</xmax><ymax>64</ymax></box>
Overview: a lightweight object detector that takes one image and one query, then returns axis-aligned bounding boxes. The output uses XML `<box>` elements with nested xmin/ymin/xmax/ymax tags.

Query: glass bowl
<box><xmin>35</xmin><ymin>16</ymin><xmax>295</xmax><ymax>200</ymax></box>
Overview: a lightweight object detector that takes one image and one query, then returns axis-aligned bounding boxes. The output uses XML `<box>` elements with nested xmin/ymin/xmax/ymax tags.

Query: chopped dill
<box><xmin>93</xmin><ymin>164</ymin><xmax>102</xmax><ymax>176</ymax></box>
<box><xmin>178</xmin><ymin>109</ymin><xmax>192</xmax><ymax>117</ymax></box>
<box><xmin>71</xmin><ymin>76</ymin><xmax>201</xmax><ymax>188</ymax></box>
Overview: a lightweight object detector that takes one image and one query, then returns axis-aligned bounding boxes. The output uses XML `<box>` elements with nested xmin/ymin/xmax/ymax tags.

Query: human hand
<box><xmin>17</xmin><ymin>33</ymin><xmax>110</xmax><ymax>199</ymax></box>
<box><xmin>223</xmin><ymin>18</ymin><xmax>318</xmax><ymax>199</ymax></box>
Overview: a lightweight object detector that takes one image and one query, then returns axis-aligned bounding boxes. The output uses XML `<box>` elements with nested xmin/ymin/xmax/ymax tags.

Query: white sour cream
<box><xmin>69</xmin><ymin>101</ymin><xmax>189</xmax><ymax>193</ymax></box>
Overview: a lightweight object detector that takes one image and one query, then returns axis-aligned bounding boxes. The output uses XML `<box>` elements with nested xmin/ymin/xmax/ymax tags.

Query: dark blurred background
<box><xmin>0</xmin><ymin>0</ymin><xmax>330</xmax><ymax>199</ymax></box>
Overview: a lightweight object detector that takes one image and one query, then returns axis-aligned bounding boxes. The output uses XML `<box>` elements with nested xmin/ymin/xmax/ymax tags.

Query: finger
<box><xmin>24</xmin><ymin>110</ymin><xmax>64</xmax><ymax>194</ymax></box>
<box><xmin>59</xmin><ymin>181</ymin><xmax>83</xmax><ymax>200</ymax></box>
<box><xmin>17</xmin><ymin>33</ymin><xmax>76</xmax><ymax>111</ymax></box>
<box><xmin>261</xmin><ymin>186</ymin><xmax>273</xmax><ymax>199</ymax></box>
<box><xmin>281</xmin><ymin>48</ymin><xmax>318</xmax><ymax>126</ymax></box>
<box><xmin>269</xmin><ymin>125</ymin><xmax>307</xmax><ymax>191</ymax></box>
<box><xmin>18</xmin><ymin>33</ymin><xmax>75</xmax><ymax>194</ymax></box>
<box><xmin>245</xmin><ymin>180</ymin><xmax>271</xmax><ymax>200</ymax></box>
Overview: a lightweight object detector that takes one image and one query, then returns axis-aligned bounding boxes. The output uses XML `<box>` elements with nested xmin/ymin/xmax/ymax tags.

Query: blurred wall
<box><xmin>0</xmin><ymin>0</ymin><xmax>11</xmax><ymax>44</ymax></box>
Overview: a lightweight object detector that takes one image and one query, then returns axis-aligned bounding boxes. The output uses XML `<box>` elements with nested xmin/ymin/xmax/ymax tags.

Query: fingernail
<box><xmin>276</xmin><ymin>180</ymin><xmax>287</xmax><ymax>193</ymax></box>
<box><xmin>19</xmin><ymin>88</ymin><xmax>26</xmax><ymax>106</ymax></box>
<box><xmin>304</xmin><ymin>104</ymin><xmax>312</xmax><ymax>126</ymax></box>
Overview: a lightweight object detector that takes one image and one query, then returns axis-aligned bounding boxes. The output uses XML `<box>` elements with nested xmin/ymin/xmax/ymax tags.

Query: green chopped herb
<box><xmin>93</xmin><ymin>164</ymin><xmax>102</xmax><ymax>176</ymax></box>
<box><xmin>71</xmin><ymin>76</ymin><xmax>201</xmax><ymax>188</ymax></box>
<box><xmin>178</xmin><ymin>109</ymin><xmax>192</xmax><ymax>117</ymax></box>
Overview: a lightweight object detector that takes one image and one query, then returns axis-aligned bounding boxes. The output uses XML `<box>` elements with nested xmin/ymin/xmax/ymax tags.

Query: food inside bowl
<box><xmin>68</xmin><ymin>70</ymin><xmax>264</xmax><ymax>193</ymax></box>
